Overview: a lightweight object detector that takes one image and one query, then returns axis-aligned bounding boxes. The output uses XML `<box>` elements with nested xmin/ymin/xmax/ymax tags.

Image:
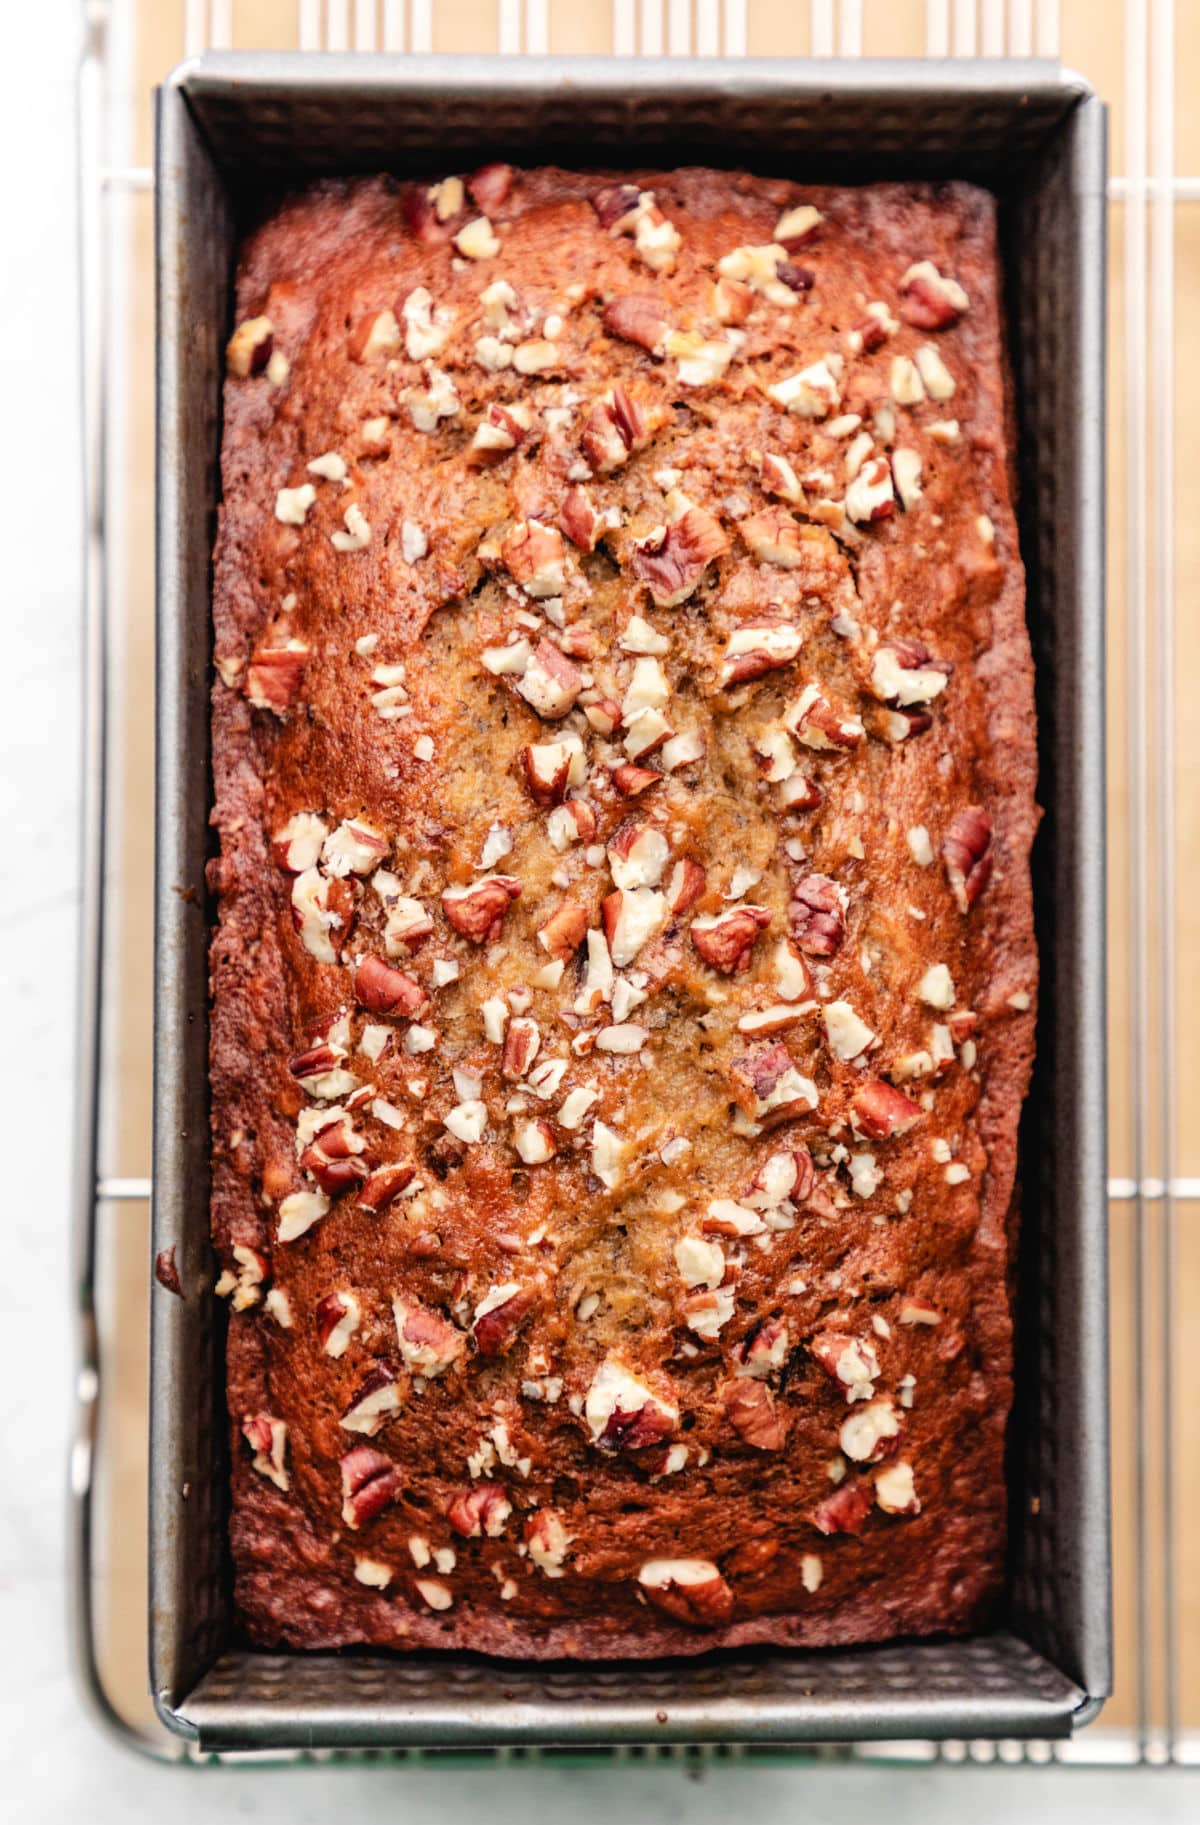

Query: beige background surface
<box><xmin>83</xmin><ymin>0</ymin><xmax>1197</xmax><ymax>1759</ymax></box>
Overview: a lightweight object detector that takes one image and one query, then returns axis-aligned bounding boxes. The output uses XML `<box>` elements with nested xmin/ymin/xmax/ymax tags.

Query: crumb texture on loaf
<box><xmin>209</xmin><ymin>166</ymin><xmax>1037</xmax><ymax>1657</ymax></box>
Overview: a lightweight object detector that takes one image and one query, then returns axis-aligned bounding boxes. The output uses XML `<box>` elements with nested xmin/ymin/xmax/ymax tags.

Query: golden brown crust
<box><xmin>210</xmin><ymin>167</ymin><xmax>1037</xmax><ymax>1657</ymax></box>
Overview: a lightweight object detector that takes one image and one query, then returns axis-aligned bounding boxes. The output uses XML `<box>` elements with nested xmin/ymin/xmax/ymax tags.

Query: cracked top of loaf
<box><xmin>208</xmin><ymin>164</ymin><xmax>1037</xmax><ymax>1657</ymax></box>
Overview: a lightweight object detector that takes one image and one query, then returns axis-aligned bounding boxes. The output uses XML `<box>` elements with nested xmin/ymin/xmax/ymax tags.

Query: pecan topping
<box><xmin>812</xmin><ymin>1482</ymin><xmax>873</xmax><ymax>1536</ymax></box>
<box><xmin>340</xmin><ymin>1446</ymin><xmax>400</xmax><ymax>1528</ymax></box>
<box><xmin>352</xmin><ymin>954</ymin><xmax>427</xmax><ymax>1017</ymax></box>
<box><xmin>730</xmin><ymin>1042</ymin><xmax>819</xmax><ymax>1128</ymax></box>
<box><xmin>520</xmin><ymin>741</ymin><xmax>572</xmax><ymax>806</ymax></box>
<box><xmin>581</xmin><ymin>385</ymin><xmax>657</xmax><ymax>473</ymax></box>
<box><xmin>301</xmin><ymin>1128</ymin><xmax>369</xmax><ymax>1197</ymax></box>
<box><xmin>448</xmin><ymin>1481</ymin><xmax>512</xmax><ymax>1538</ymax></box>
<box><xmin>341</xmin><ymin>1363</ymin><xmax>402</xmax><ymax>1436</ymax></box>
<box><xmin>739</xmin><ymin>506</ymin><xmax>809</xmax><ymax>569</ymax></box>
<box><xmin>590</xmin><ymin>183</ymin><xmax>642</xmax><ymax>230</ymax></box>
<box><xmin>245</xmin><ymin>640</ymin><xmax>308</xmax><ymax>714</ymax></box>
<box><xmin>870</xmin><ymin>637</ymin><xmax>951</xmax><ymax>707</ymax></box>
<box><xmin>602</xmin><ymin>292</ymin><xmax>673</xmax><ymax>356</ymax></box>
<box><xmin>357</xmin><ymin>1163</ymin><xmax>416</xmax><ymax>1211</ymax></box>
<box><xmin>501</xmin><ymin>519</ymin><xmax>565</xmax><ymax>598</ymax></box>
<box><xmin>472</xmin><ymin>1284</ymin><xmax>534</xmax><ymax>1357</ymax></box>
<box><xmin>501</xmin><ymin>1016</ymin><xmax>541</xmax><ymax>1078</ymax></box>
<box><xmin>722</xmin><ymin>1379</ymin><xmax>788</xmax><ymax>1451</ymax></box>
<box><xmin>392</xmin><ymin>1298</ymin><xmax>465</xmax><ymax>1376</ymax></box>
<box><xmin>690</xmin><ymin>904</ymin><xmax>770</xmax><ymax>974</ymax></box>
<box><xmin>721</xmin><ymin>619</ymin><xmax>804</xmax><ymax>685</ymax></box>
<box><xmin>442</xmin><ymin>874</ymin><xmax>522</xmax><ymax>943</ymax></box>
<box><xmin>516</xmin><ymin>639</ymin><xmax>582</xmax><ymax>719</ymax></box>
<box><xmin>850</xmin><ymin>1079</ymin><xmax>924</xmax><ymax>1140</ymax></box>
<box><xmin>666</xmin><ymin>858</ymin><xmax>707</xmax><ymax>914</ymax></box>
<box><xmin>638</xmin><ymin>1559</ymin><xmax>735</xmax><ymax>1626</ymax></box>
<box><xmin>943</xmin><ymin>806</ymin><xmax>993</xmax><ymax>911</ymax></box>
<box><xmin>785</xmin><ymin>684</ymin><xmax>864</xmax><ymax>751</ymax></box>
<box><xmin>810</xmin><ymin>1332</ymin><xmax>880</xmax><ymax>1401</ymax></box>
<box><xmin>632</xmin><ymin>504</ymin><xmax>728</xmax><ymax>607</ymax></box>
<box><xmin>611</xmin><ymin>763</ymin><xmax>662</xmax><ymax>797</ymax></box>
<box><xmin>788</xmin><ymin>873</ymin><xmax>845</xmax><ymax>955</ymax></box>
<box><xmin>226</xmin><ymin>314</ymin><xmax>274</xmax><ymax>377</ymax></box>
<box><xmin>316</xmin><ymin>1289</ymin><xmax>362</xmax><ymax>1356</ymax></box>
<box><xmin>899</xmin><ymin>260</ymin><xmax>969</xmax><ymax>330</ymax></box>
<box><xmin>467</xmin><ymin>162</ymin><xmax>513</xmax><ymax>211</ymax></box>
<box><xmin>537</xmin><ymin>898</ymin><xmax>588</xmax><ymax>960</ymax></box>
<box><xmin>241</xmin><ymin>1413</ymin><xmax>289</xmax><ymax>1490</ymax></box>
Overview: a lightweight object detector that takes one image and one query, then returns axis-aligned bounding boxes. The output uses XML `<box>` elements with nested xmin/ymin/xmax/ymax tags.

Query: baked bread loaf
<box><xmin>210</xmin><ymin>166</ymin><xmax>1037</xmax><ymax>1657</ymax></box>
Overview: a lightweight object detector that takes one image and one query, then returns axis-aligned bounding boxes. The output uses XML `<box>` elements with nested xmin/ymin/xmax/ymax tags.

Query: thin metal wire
<box><xmin>1150</xmin><ymin>0</ymin><xmax>1178</xmax><ymax>1762</ymax></box>
<box><xmin>1124</xmin><ymin>0</ymin><xmax>1154</xmax><ymax>1763</ymax></box>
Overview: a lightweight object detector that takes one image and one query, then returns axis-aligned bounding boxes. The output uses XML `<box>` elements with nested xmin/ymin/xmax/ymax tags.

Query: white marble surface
<box><xmin>0</xmin><ymin>3</ymin><xmax>1196</xmax><ymax>1816</ymax></box>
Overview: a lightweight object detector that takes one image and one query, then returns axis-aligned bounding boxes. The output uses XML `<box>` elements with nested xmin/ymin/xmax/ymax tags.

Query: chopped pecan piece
<box><xmin>632</xmin><ymin>504</ymin><xmax>728</xmax><ymax>607</ymax></box>
<box><xmin>851</xmin><ymin>312</ymin><xmax>889</xmax><ymax>353</ymax></box>
<box><xmin>501</xmin><ymin>1016</ymin><xmax>541</xmax><ymax>1078</ymax></box>
<box><xmin>241</xmin><ymin>1413</ymin><xmax>289</xmax><ymax>1490</ymax></box>
<box><xmin>812</xmin><ymin>1482</ymin><xmax>873</xmax><ymax>1536</ymax></box>
<box><xmin>732</xmin><ymin>1316</ymin><xmax>791</xmax><ymax>1379</ymax></box>
<box><xmin>845</xmin><ymin>454</ymin><xmax>896</xmax><ymax>524</ymax></box>
<box><xmin>357</xmin><ymin>1163</ymin><xmax>416</xmax><ymax>1211</ymax></box>
<box><xmin>586</xmin><ymin>1356</ymin><xmax>678</xmax><ymax>1453</ymax></box>
<box><xmin>638</xmin><ymin>1559</ymin><xmax>735</xmax><ymax>1626</ymax></box>
<box><xmin>442</xmin><ymin>874</ymin><xmax>522</xmax><ymax>943</ymax></box>
<box><xmin>943</xmin><ymin>806</ymin><xmax>993</xmax><ymax>911</ymax></box>
<box><xmin>520</xmin><ymin>740</ymin><xmax>572</xmax><ymax>806</ymax></box>
<box><xmin>721</xmin><ymin>619</ymin><xmax>804</xmax><ymax>685</ymax></box>
<box><xmin>560</xmin><ymin>484</ymin><xmax>604</xmax><ymax>551</ymax></box>
<box><xmin>340</xmin><ymin>1446</ymin><xmax>400</xmax><ymax>1528</ymax></box>
<box><xmin>469</xmin><ymin>399</ymin><xmax>533</xmax><ymax>463</ymax></box>
<box><xmin>392</xmin><ymin>1298</ymin><xmax>465</xmax><ymax>1376</ymax></box>
<box><xmin>516</xmin><ymin>639</ymin><xmax>582</xmax><ymax>719</ymax></box>
<box><xmin>467</xmin><ymin>162</ymin><xmax>513</xmax><ymax>211</ymax></box>
<box><xmin>501</xmin><ymin>519</ymin><xmax>565</xmax><ymax>598</ymax></box>
<box><xmin>300</xmin><ymin>1135</ymin><xmax>369</xmax><ymax>1198</ymax></box>
<box><xmin>870</xmin><ymin>636</ymin><xmax>951</xmax><ymax>707</ymax></box>
<box><xmin>730</xmin><ymin>1042</ymin><xmax>819</xmax><ymax>1128</ymax></box>
<box><xmin>788</xmin><ymin>873</ymin><xmax>845</xmax><ymax>955</ymax></box>
<box><xmin>611</xmin><ymin>763</ymin><xmax>661</xmax><ymax>797</ymax></box>
<box><xmin>341</xmin><ymin>1363</ymin><xmax>402</xmax><ymax>1436</ymax></box>
<box><xmin>785</xmin><ymin>683</ymin><xmax>863</xmax><ymax>751</ymax></box>
<box><xmin>739</xmin><ymin>506</ymin><xmax>809</xmax><ymax>569</ymax></box>
<box><xmin>747</xmin><ymin>1145</ymin><xmax>814</xmax><ymax>1206</ymax></box>
<box><xmin>472</xmin><ymin>1284</ymin><xmax>534</xmax><ymax>1357</ymax></box>
<box><xmin>581</xmin><ymin>385</ymin><xmax>657</xmax><ymax>473</ymax></box>
<box><xmin>603</xmin><ymin>292</ymin><xmax>673</xmax><ymax>356</ymax></box>
<box><xmin>448</xmin><ymin>1480</ymin><xmax>512</xmax><ymax>1538</ymax></box>
<box><xmin>690</xmin><ymin>904</ymin><xmax>770</xmax><ymax>974</ymax></box>
<box><xmin>722</xmin><ymin>1379</ymin><xmax>788</xmax><ymax>1451</ymax></box>
<box><xmin>353</xmin><ymin>954</ymin><xmax>427</xmax><ymax>1017</ymax></box>
<box><xmin>899</xmin><ymin>260</ymin><xmax>969</xmax><ymax>330</ymax></box>
<box><xmin>537</xmin><ymin>898</ymin><xmax>588</xmax><ymax>960</ymax></box>
<box><xmin>316</xmin><ymin>1290</ymin><xmax>362</xmax><ymax>1356</ymax></box>
<box><xmin>666</xmin><ymin>857</ymin><xmax>707</xmax><ymax>914</ymax></box>
<box><xmin>810</xmin><ymin>1332</ymin><xmax>880</xmax><ymax>1401</ymax></box>
<box><xmin>851</xmin><ymin>1079</ymin><xmax>924</xmax><ymax>1140</ymax></box>
<box><xmin>590</xmin><ymin>183</ymin><xmax>643</xmax><ymax>230</ymax></box>
<box><xmin>226</xmin><ymin>314</ymin><xmax>273</xmax><ymax>377</ymax></box>
<box><xmin>246</xmin><ymin>639</ymin><xmax>309</xmax><ymax>714</ymax></box>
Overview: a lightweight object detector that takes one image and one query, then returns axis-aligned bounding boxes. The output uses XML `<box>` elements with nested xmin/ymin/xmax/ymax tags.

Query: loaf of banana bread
<box><xmin>209</xmin><ymin>165</ymin><xmax>1037</xmax><ymax>1656</ymax></box>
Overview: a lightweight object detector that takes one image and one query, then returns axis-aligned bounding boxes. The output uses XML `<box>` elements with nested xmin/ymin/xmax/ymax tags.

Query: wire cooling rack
<box><xmin>73</xmin><ymin>0</ymin><xmax>1198</xmax><ymax>1767</ymax></box>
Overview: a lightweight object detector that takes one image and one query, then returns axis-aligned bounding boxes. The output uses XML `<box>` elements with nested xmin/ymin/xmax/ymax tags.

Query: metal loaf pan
<box><xmin>152</xmin><ymin>52</ymin><xmax>1110</xmax><ymax>1752</ymax></box>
